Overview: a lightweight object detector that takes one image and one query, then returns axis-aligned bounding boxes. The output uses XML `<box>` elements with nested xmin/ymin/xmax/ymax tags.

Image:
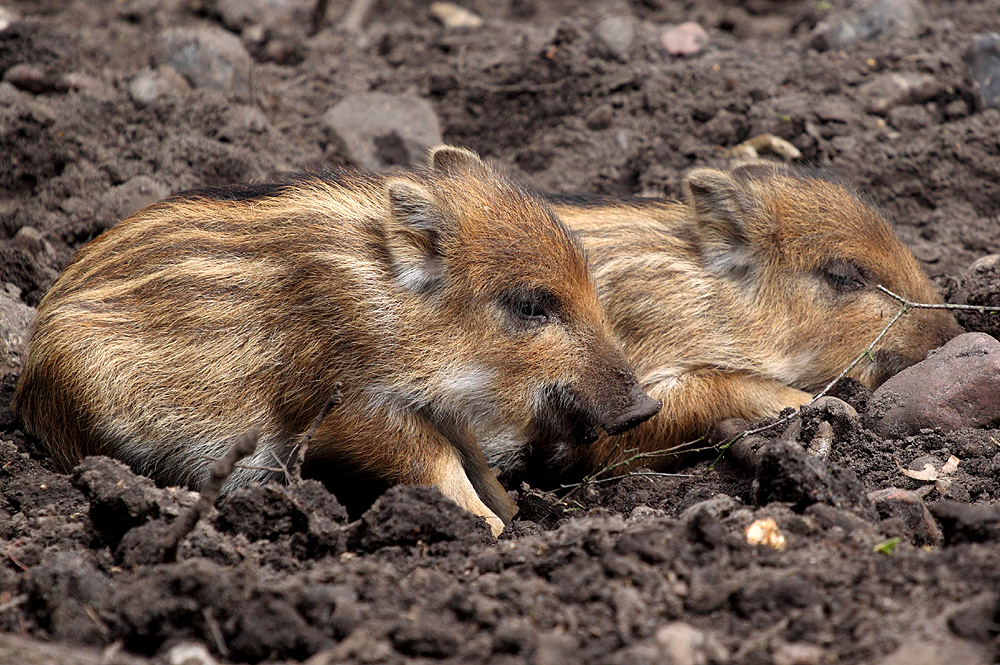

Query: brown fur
<box><xmin>550</xmin><ymin>162</ymin><xmax>963</xmax><ymax>475</ymax></box>
<box><xmin>13</xmin><ymin>146</ymin><xmax>661</xmax><ymax>536</ymax></box>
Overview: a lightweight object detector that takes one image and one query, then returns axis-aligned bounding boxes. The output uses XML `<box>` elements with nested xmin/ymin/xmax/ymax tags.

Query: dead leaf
<box><xmin>934</xmin><ymin>478</ymin><xmax>953</xmax><ymax>495</ymax></box>
<box><xmin>940</xmin><ymin>455</ymin><xmax>960</xmax><ymax>475</ymax></box>
<box><xmin>898</xmin><ymin>461</ymin><xmax>937</xmax><ymax>482</ymax></box>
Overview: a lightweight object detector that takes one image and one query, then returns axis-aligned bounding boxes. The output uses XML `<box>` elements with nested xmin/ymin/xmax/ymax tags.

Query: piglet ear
<box><xmin>386</xmin><ymin>180</ymin><xmax>450</xmax><ymax>294</ymax></box>
<box><xmin>683</xmin><ymin>168</ymin><xmax>757</xmax><ymax>279</ymax></box>
<box><xmin>428</xmin><ymin>145</ymin><xmax>487</xmax><ymax>175</ymax></box>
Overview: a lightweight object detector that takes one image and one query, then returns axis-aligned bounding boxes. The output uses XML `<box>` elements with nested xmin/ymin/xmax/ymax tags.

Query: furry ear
<box><xmin>428</xmin><ymin>145</ymin><xmax>487</xmax><ymax>175</ymax></box>
<box><xmin>386</xmin><ymin>180</ymin><xmax>451</xmax><ymax>293</ymax></box>
<box><xmin>683</xmin><ymin>168</ymin><xmax>757</xmax><ymax>279</ymax></box>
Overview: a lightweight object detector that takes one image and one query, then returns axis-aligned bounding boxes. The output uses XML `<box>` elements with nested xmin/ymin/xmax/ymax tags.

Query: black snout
<box><xmin>602</xmin><ymin>384</ymin><xmax>662</xmax><ymax>435</ymax></box>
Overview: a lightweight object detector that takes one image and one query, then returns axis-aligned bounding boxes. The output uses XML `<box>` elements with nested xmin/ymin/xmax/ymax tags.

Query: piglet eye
<box><xmin>822</xmin><ymin>260</ymin><xmax>866</xmax><ymax>293</ymax></box>
<box><xmin>518</xmin><ymin>299</ymin><xmax>546</xmax><ymax>320</ymax></box>
<box><xmin>507</xmin><ymin>290</ymin><xmax>555</xmax><ymax>325</ymax></box>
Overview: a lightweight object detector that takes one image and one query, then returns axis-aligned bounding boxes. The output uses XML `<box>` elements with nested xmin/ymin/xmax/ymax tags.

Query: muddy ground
<box><xmin>3</xmin><ymin>0</ymin><xmax>1000</xmax><ymax>663</ymax></box>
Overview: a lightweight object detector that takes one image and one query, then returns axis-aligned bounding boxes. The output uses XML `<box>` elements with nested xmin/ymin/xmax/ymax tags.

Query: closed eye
<box><xmin>821</xmin><ymin>260</ymin><xmax>866</xmax><ymax>293</ymax></box>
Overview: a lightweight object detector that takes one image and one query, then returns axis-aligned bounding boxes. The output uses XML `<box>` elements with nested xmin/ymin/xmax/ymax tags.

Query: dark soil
<box><xmin>3</xmin><ymin>1</ymin><xmax>1000</xmax><ymax>663</ymax></box>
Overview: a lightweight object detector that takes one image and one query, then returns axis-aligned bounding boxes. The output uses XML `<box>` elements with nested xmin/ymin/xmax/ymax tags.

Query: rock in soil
<box><xmin>322</xmin><ymin>92</ymin><xmax>443</xmax><ymax>171</ymax></box>
<box><xmin>865</xmin><ymin>333</ymin><xmax>1000</xmax><ymax>438</ymax></box>
<box><xmin>965</xmin><ymin>33</ymin><xmax>1000</xmax><ymax>109</ymax></box>
<box><xmin>151</xmin><ymin>26</ymin><xmax>252</xmax><ymax>95</ymax></box>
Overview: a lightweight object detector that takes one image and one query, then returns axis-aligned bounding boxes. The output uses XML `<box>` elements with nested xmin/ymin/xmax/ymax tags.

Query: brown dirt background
<box><xmin>2</xmin><ymin>0</ymin><xmax>1000</xmax><ymax>663</ymax></box>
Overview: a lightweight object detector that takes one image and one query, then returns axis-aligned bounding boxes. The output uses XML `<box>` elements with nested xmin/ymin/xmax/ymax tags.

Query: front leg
<box><xmin>576</xmin><ymin>369</ymin><xmax>812</xmax><ymax>475</ymax></box>
<box><xmin>305</xmin><ymin>406</ymin><xmax>515</xmax><ymax>537</ymax></box>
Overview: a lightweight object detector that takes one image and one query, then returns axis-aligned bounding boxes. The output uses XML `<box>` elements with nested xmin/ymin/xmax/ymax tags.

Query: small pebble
<box><xmin>3</xmin><ymin>63</ymin><xmax>67</xmax><ymax>94</ymax></box>
<box><xmin>811</xmin><ymin>0</ymin><xmax>925</xmax><ymax>50</ymax></box>
<box><xmin>964</xmin><ymin>33</ymin><xmax>1000</xmax><ymax>109</ymax></box>
<box><xmin>867</xmin><ymin>487</ymin><xmax>942</xmax><ymax>546</ymax></box>
<box><xmin>858</xmin><ymin>72</ymin><xmax>943</xmax><ymax>115</ymax></box>
<box><xmin>654</xmin><ymin>622</ymin><xmax>730</xmax><ymax>665</ymax></box>
<box><xmin>661</xmin><ymin>22</ymin><xmax>708</xmax><ymax>56</ymax></box>
<box><xmin>585</xmin><ymin>104</ymin><xmax>613</xmax><ymax>130</ymax></box>
<box><xmin>152</xmin><ymin>26</ymin><xmax>252</xmax><ymax>95</ymax></box>
<box><xmin>0</xmin><ymin>5</ymin><xmax>18</xmax><ymax>32</ymax></box>
<box><xmin>0</xmin><ymin>288</ymin><xmax>36</xmax><ymax>380</ymax></box>
<box><xmin>745</xmin><ymin>517</ymin><xmax>786</xmax><ymax>550</ymax></box>
<box><xmin>429</xmin><ymin>2</ymin><xmax>483</xmax><ymax>28</ymax></box>
<box><xmin>167</xmin><ymin>642</ymin><xmax>219</xmax><ymax>665</ymax></box>
<box><xmin>128</xmin><ymin>65</ymin><xmax>191</xmax><ymax>106</ymax></box>
<box><xmin>597</xmin><ymin>16</ymin><xmax>634</xmax><ymax>59</ymax></box>
<box><xmin>773</xmin><ymin>641</ymin><xmax>825</xmax><ymax>665</ymax></box>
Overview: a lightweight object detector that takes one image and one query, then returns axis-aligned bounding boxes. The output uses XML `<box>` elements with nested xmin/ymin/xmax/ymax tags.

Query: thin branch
<box><xmin>308</xmin><ymin>0</ymin><xmax>330</xmax><ymax>35</ymax></box>
<box><xmin>160</xmin><ymin>428</ymin><xmax>260</xmax><ymax>562</ymax></box>
<box><xmin>6</xmin><ymin>540</ymin><xmax>27</xmax><ymax>572</ymax></box>
<box><xmin>290</xmin><ymin>384</ymin><xmax>343</xmax><ymax>482</ymax></box>
<box><xmin>718</xmin><ymin>285</ymin><xmax>1000</xmax><ymax>458</ymax></box>
<box><xmin>339</xmin><ymin>0</ymin><xmax>377</xmax><ymax>32</ymax></box>
<box><xmin>558</xmin><ymin>438</ymin><xmax>707</xmax><ymax>501</ymax></box>
<box><xmin>877</xmin><ymin>284</ymin><xmax>1000</xmax><ymax>312</ymax></box>
<box><xmin>0</xmin><ymin>594</ymin><xmax>26</xmax><ymax>613</ymax></box>
<box><xmin>559</xmin><ymin>471</ymin><xmax>696</xmax><ymax>490</ymax></box>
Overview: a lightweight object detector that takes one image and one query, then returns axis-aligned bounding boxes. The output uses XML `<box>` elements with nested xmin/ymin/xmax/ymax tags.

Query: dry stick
<box><xmin>559</xmin><ymin>443</ymin><xmax>707</xmax><ymax>492</ymax></box>
<box><xmin>160</xmin><ymin>428</ymin><xmax>261</xmax><ymax>563</ymax></box>
<box><xmin>309</xmin><ymin>0</ymin><xmax>330</xmax><ymax>35</ymax></box>
<box><xmin>339</xmin><ymin>0</ymin><xmax>377</xmax><ymax>32</ymax></box>
<box><xmin>6</xmin><ymin>540</ymin><xmax>27</xmax><ymax>572</ymax></box>
<box><xmin>720</xmin><ymin>285</ymin><xmax>1000</xmax><ymax>460</ymax></box>
<box><xmin>289</xmin><ymin>383</ymin><xmax>343</xmax><ymax>482</ymax></box>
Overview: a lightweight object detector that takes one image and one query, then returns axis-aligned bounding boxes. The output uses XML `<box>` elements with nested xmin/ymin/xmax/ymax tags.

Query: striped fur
<box><xmin>14</xmin><ymin>146</ymin><xmax>661</xmax><ymax>535</ymax></box>
<box><xmin>551</xmin><ymin>162</ymin><xmax>963</xmax><ymax>474</ymax></box>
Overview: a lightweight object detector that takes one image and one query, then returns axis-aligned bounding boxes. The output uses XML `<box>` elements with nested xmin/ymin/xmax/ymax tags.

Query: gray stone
<box><xmin>858</xmin><ymin>72</ymin><xmax>944</xmax><ymax>115</ymax></box>
<box><xmin>811</xmin><ymin>0</ymin><xmax>925</xmax><ymax>50</ymax></box>
<box><xmin>323</xmin><ymin>92</ymin><xmax>443</xmax><ymax>171</ymax></box>
<box><xmin>887</xmin><ymin>104</ymin><xmax>933</xmax><ymax>130</ymax></box>
<box><xmin>95</xmin><ymin>176</ymin><xmax>170</xmax><ymax>230</ymax></box>
<box><xmin>152</xmin><ymin>26</ymin><xmax>252</xmax><ymax>95</ymax></box>
<box><xmin>867</xmin><ymin>487</ymin><xmax>942</xmax><ymax>546</ymax></box>
<box><xmin>865</xmin><ymin>332</ymin><xmax>1000</xmax><ymax>438</ymax></box>
<box><xmin>0</xmin><ymin>285</ymin><xmax>36</xmax><ymax>380</ymax></box>
<box><xmin>128</xmin><ymin>65</ymin><xmax>191</xmax><ymax>106</ymax></box>
<box><xmin>654</xmin><ymin>622</ymin><xmax>730</xmax><ymax>665</ymax></box>
<box><xmin>964</xmin><ymin>33</ymin><xmax>1000</xmax><ymax>110</ymax></box>
<box><xmin>0</xmin><ymin>6</ymin><xmax>19</xmax><ymax>32</ymax></box>
<box><xmin>876</xmin><ymin>637</ymin><xmax>989</xmax><ymax>665</ymax></box>
<box><xmin>679</xmin><ymin>494</ymin><xmax>739</xmax><ymax>522</ymax></box>
<box><xmin>12</xmin><ymin>226</ymin><xmax>47</xmax><ymax>255</ymax></box>
<box><xmin>597</xmin><ymin>16</ymin><xmax>634</xmax><ymax>59</ymax></box>
<box><xmin>215</xmin><ymin>0</ymin><xmax>311</xmax><ymax>32</ymax></box>
<box><xmin>3</xmin><ymin>63</ymin><xmax>67</xmax><ymax>95</ymax></box>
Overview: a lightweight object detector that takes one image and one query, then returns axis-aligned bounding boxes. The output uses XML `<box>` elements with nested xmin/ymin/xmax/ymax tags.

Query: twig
<box><xmin>160</xmin><ymin>428</ymin><xmax>260</xmax><ymax>563</ymax></box>
<box><xmin>718</xmin><ymin>286</ymin><xmax>1000</xmax><ymax>457</ymax></box>
<box><xmin>309</xmin><ymin>0</ymin><xmax>330</xmax><ymax>35</ymax></box>
<box><xmin>6</xmin><ymin>540</ymin><xmax>27</xmax><ymax>572</ymax></box>
<box><xmin>559</xmin><ymin>439</ymin><xmax>707</xmax><ymax>500</ymax></box>
<box><xmin>0</xmin><ymin>595</ymin><xmax>26</xmax><ymax>613</ymax></box>
<box><xmin>203</xmin><ymin>607</ymin><xmax>230</xmax><ymax>658</ymax></box>
<box><xmin>200</xmin><ymin>454</ymin><xmax>284</xmax><ymax>475</ymax></box>
<box><xmin>559</xmin><ymin>471</ymin><xmax>697</xmax><ymax>490</ymax></box>
<box><xmin>339</xmin><ymin>0</ymin><xmax>377</xmax><ymax>32</ymax></box>
<box><xmin>269</xmin><ymin>450</ymin><xmax>294</xmax><ymax>481</ymax></box>
<box><xmin>877</xmin><ymin>284</ymin><xmax>1000</xmax><ymax>312</ymax></box>
<box><xmin>289</xmin><ymin>384</ymin><xmax>342</xmax><ymax>482</ymax></box>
